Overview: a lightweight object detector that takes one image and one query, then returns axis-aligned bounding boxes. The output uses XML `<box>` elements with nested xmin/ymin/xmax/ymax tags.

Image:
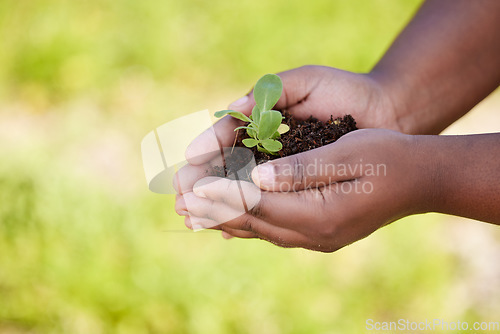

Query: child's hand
<box><xmin>176</xmin><ymin>129</ymin><xmax>431</xmax><ymax>252</ymax></box>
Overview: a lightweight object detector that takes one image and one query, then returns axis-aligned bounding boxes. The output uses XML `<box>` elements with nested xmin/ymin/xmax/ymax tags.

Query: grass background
<box><xmin>1</xmin><ymin>0</ymin><xmax>499</xmax><ymax>333</ymax></box>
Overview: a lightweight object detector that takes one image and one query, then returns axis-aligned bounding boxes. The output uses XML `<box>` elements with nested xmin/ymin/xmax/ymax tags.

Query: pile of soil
<box><xmin>238</xmin><ymin>111</ymin><xmax>357</xmax><ymax>164</ymax></box>
<box><xmin>208</xmin><ymin>111</ymin><xmax>358</xmax><ymax>179</ymax></box>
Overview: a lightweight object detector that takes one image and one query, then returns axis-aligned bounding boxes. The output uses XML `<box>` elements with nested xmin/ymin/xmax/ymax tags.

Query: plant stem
<box><xmin>231</xmin><ymin>129</ymin><xmax>239</xmax><ymax>154</ymax></box>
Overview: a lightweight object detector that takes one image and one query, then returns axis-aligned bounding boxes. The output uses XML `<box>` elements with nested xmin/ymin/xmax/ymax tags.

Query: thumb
<box><xmin>251</xmin><ymin>144</ymin><xmax>358</xmax><ymax>192</ymax></box>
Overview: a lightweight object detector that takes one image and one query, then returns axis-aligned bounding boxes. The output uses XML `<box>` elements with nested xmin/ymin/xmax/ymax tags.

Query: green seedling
<box><xmin>214</xmin><ymin>74</ymin><xmax>289</xmax><ymax>155</ymax></box>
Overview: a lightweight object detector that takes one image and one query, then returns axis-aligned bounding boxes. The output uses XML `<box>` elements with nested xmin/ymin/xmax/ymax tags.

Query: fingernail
<box><xmin>178</xmin><ymin>210</ymin><xmax>189</xmax><ymax>216</ymax></box>
<box><xmin>229</xmin><ymin>95</ymin><xmax>248</xmax><ymax>108</ymax></box>
<box><xmin>252</xmin><ymin>164</ymin><xmax>275</xmax><ymax>188</ymax></box>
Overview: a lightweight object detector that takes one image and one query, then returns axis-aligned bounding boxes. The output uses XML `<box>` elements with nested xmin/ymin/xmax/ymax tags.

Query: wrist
<box><xmin>365</xmin><ymin>70</ymin><xmax>414</xmax><ymax>134</ymax></box>
<box><xmin>403</xmin><ymin>134</ymin><xmax>444</xmax><ymax>215</ymax></box>
<box><xmin>412</xmin><ymin>133</ymin><xmax>500</xmax><ymax>223</ymax></box>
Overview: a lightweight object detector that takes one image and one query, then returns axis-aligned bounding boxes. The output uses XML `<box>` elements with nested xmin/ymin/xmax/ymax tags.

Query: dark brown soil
<box><xmin>238</xmin><ymin>111</ymin><xmax>357</xmax><ymax>165</ymax></box>
<box><xmin>207</xmin><ymin>111</ymin><xmax>358</xmax><ymax>180</ymax></box>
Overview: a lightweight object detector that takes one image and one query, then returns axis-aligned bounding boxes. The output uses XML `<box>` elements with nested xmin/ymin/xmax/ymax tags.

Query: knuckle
<box><xmin>273</xmin><ymin>155</ymin><xmax>304</xmax><ymax>190</ymax></box>
<box><xmin>247</xmin><ymin>199</ymin><xmax>265</xmax><ymax>220</ymax></box>
<box><xmin>192</xmin><ymin>198</ymin><xmax>214</xmax><ymax>220</ymax></box>
<box><xmin>246</xmin><ymin>191</ymin><xmax>270</xmax><ymax>219</ymax></box>
<box><xmin>319</xmin><ymin>220</ymin><xmax>338</xmax><ymax>241</ymax></box>
<box><xmin>291</xmin><ymin>155</ymin><xmax>305</xmax><ymax>189</ymax></box>
<box><xmin>239</xmin><ymin>215</ymin><xmax>254</xmax><ymax>232</ymax></box>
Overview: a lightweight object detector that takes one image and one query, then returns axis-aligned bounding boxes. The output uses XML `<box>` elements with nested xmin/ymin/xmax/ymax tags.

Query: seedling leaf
<box><xmin>214</xmin><ymin>74</ymin><xmax>286</xmax><ymax>154</ymax></box>
<box><xmin>247</xmin><ymin>128</ymin><xmax>257</xmax><ymax>138</ymax></box>
<box><xmin>234</xmin><ymin>126</ymin><xmax>252</xmax><ymax>132</ymax></box>
<box><xmin>214</xmin><ymin>110</ymin><xmax>251</xmax><ymax>123</ymax></box>
<box><xmin>254</xmin><ymin>74</ymin><xmax>282</xmax><ymax>112</ymax></box>
<box><xmin>258</xmin><ymin>110</ymin><xmax>282</xmax><ymax>139</ymax></box>
<box><xmin>261</xmin><ymin>139</ymin><xmax>282</xmax><ymax>152</ymax></box>
<box><xmin>251</xmin><ymin>105</ymin><xmax>261</xmax><ymax>125</ymax></box>
<box><xmin>277</xmin><ymin>123</ymin><xmax>290</xmax><ymax>134</ymax></box>
<box><xmin>242</xmin><ymin>138</ymin><xmax>259</xmax><ymax>147</ymax></box>
<box><xmin>257</xmin><ymin>145</ymin><xmax>268</xmax><ymax>153</ymax></box>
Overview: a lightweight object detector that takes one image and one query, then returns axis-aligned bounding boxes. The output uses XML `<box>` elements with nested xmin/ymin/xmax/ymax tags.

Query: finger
<box><xmin>193</xmin><ymin>177</ymin><xmax>261</xmax><ymax>214</ymax></box>
<box><xmin>251</xmin><ymin>141</ymin><xmax>358</xmax><ymax>192</ymax></box>
<box><xmin>213</xmin><ymin>182</ymin><xmax>366</xmax><ymax>252</ymax></box>
<box><xmin>189</xmin><ymin>203</ymin><xmax>307</xmax><ymax>247</ymax></box>
<box><xmin>185</xmin><ymin>189</ymin><xmax>318</xmax><ymax>248</ymax></box>
<box><xmin>173</xmin><ymin>151</ymin><xmax>226</xmax><ymax>194</ymax></box>
<box><xmin>220</xmin><ymin>226</ymin><xmax>256</xmax><ymax>239</ymax></box>
<box><xmin>221</xmin><ymin>231</ymin><xmax>234</xmax><ymax>239</ymax></box>
<box><xmin>175</xmin><ymin>194</ymin><xmax>189</xmax><ymax>216</ymax></box>
<box><xmin>185</xmin><ymin>215</ymin><xmax>256</xmax><ymax>238</ymax></box>
<box><xmin>184</xmin><ymin>216</ymin><xmax>192</xmax><ymax>229</ymax></box>
<box><xmin>218</xmin><ymin>213</ymin><xmax>313</xmax><ymax>249</ymax></box>
<box><xmin>173</xmin><ymin>163</ymin><xmax>210</xmax><ymax>195</ymax></box>
<box><xmin>183</xmin><ymin>192</ymin><xmax>246</xmax><ymax>228</ymax></box>
<box><xmin>192</xmin><ymin>176</ymin><xmax>338</xmax><ymax>234</ymax></box>
<box><xmin>184</xmin><ymin>216</ymin><xmax>219</xmax><ymax>231</ymax></box>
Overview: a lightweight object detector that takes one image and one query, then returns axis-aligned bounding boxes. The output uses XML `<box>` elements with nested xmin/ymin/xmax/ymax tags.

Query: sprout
<box><xmin>214</xmin><ymin>74</ymin><xmax>289</xmax><ymax>154</ymax></box>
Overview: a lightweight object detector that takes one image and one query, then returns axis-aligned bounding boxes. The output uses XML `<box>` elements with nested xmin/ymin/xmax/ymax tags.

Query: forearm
<box><xmin>416</xmin><ymin>133</ymin><xmax>500</xmax><ymax>224</ymax></box>
<box><xmin>371</xmin><ymin>0</ymin><xmax>500</xmax><ymax>135</ymax></box>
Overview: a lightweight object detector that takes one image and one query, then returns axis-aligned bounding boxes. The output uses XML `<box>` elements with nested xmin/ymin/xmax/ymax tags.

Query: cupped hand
<box><xmin>176</xmin><ymin>129</ymin><xmax>434</xmax><ymax>252</ymax></box>
<box><xmin>183</xmin><ymin>65</ymin><xmax>399</xmax><ymax>165</ymax></box>
<box><xmin>174</xmin><ymin>66</ymin><xmax>400</xmax><ymax>216</ymax></box>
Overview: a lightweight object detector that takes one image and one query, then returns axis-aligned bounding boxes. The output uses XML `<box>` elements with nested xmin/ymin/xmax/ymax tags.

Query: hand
<box><xmin>176</xmin><ymin>129</ymin><xmax>433</xmax><ymax>252</ymax></box>
<box><xmin>174</xmin><ymin>66</ymin><xmax>400</xmax><ymax>228</ymax></box>
<box><xmin>226</xmin><ymin>65</ymin><xmax>400</xmax><ymax>130</ymax></box>
<box><xmin>183</xmin><ymin>65</ymin><xmax>399</xmax><ymax>164</ymax></box>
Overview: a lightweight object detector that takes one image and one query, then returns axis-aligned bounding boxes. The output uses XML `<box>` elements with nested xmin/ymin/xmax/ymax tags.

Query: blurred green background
<box><xmin>1</xmin><ymin>0</ymin><xmax>499</xmax><ymax>333</ymax></box>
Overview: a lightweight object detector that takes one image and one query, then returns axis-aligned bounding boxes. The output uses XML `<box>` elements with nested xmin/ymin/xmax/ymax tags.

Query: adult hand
<box><xmin>174</xmin><ymin>66</ymin><xmax>400</xmax><ymax>226</ymax></box>
<box><xmin>183</xmin><ymin>65</ymin><xmax>399</xmax><ymax>165</ymax></box>
<box><xmin>176</xmin><ymin>129</ymin><xmax>433</xmax><ymax>252</ymax></box>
